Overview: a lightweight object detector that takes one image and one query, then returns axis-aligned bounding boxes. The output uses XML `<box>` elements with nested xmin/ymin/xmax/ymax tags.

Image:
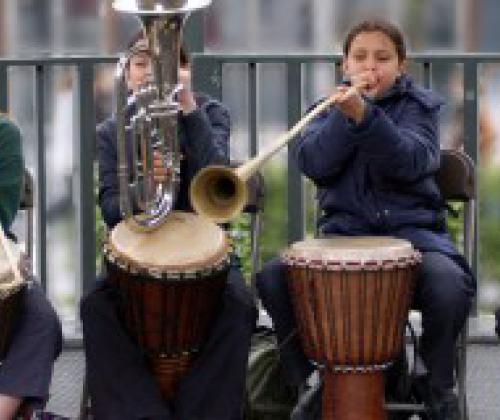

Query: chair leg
<box><xmin>456</xmin><ymin>327</ymin><xmax>468</xmax><ymax>420</ymax></box>
<box><xmin>79</xmin><ymin>375</ymin><xmax>90</xmax><ymax>420</ymax></box>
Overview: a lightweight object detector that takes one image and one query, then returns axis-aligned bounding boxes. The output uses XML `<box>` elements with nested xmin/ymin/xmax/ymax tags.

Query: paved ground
<box><xmin>46</xmin><ymin>340</ymin><xmax>500</xmax><ymax>420</ymax></box>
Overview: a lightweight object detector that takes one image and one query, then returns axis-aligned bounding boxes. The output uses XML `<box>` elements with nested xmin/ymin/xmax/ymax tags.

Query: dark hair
<box><xmin>126</xmin><ymin>30</ymin><xmax>190</xmax><ymax>67</ymax></box>
<box><xmin>343</xmin><ymin>19</ymin><xmax>407</xmax><ymax>62</ymax></box>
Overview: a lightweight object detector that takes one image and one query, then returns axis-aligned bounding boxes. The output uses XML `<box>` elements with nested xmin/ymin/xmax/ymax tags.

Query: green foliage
<box><xmin>229</xmin><ymin>163</ymin><xmax>288</xmax><ymax>280</ymax></box>
<box><xmin>230</xmin><ymin>214</ymin><xmax>253</xmax><ymax>281</ymax></box>
<box><xmin>259</xmin><ymin>164</ymin><xmax>288</xmax><ymax>262</ymax></box>
<box><xmin>446</xmin><ymin>202</ymin><xmax>464</xmax><ymax>252</ymax></box>
<box><xmin>478</xmin><ymin>166</ymin><xmax>500</xmax><ymax>282</ymax></box>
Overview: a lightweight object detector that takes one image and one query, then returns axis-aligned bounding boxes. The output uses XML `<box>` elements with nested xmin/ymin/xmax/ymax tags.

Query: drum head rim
<box><xmin>106</xmin><ymin>211</ymin><xmax>231</xmax><ymax>275</ymax></box>
<box><xmin>282</xmin><ymin>236</ymin><xmax>419</xmax><ymax>266</ymax></box>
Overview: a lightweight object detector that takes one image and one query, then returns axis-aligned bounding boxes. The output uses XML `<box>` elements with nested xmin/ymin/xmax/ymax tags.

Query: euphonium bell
<box><xmin>113</xmin><ymin>0</ymin><xmax>211</xmax><ymax>231</ymax></box>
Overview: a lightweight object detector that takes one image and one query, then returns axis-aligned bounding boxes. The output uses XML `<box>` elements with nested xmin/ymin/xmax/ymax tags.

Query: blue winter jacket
<box><xmin>293</xmin><ymin>74</ymin><xmax>463</xmax><ymax>260</ymax></box>
<box><xmin>97</xmin><ymin>94</ymin><xmax>230</xmax><ymax>229</ymax></box>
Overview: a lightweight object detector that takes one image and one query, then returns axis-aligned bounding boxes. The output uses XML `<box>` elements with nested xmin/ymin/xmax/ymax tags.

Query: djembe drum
<box><xmin>0</xmin><ymin>237</ymin><xmax>24</xmax><ymax>361</ymax></box>
<box><xmin>104</xmin><ymin>211</ymin><xmax>231</xmax><ymax>400</ymax></box>
<box><xmin>283</xmin><ymin>237</ymin><xmax>421</xmax><ymax>420</ymax></box>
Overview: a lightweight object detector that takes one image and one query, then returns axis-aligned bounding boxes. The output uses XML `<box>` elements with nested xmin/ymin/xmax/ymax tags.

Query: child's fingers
<box><xmin>153</xmin><ymin>151</ymin><xmax>173</xmax><ymax>183</ymax></box>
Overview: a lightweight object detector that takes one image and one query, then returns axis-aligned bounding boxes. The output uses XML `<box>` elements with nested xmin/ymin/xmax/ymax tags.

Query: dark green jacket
<box><xmin>0</xmin><ymin>115</ymin><xmax>24</xmax><ymax>232</ymax></box>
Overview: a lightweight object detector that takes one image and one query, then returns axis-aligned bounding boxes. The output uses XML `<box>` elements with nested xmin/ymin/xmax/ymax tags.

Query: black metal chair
<box><xmin>246</xmin><ymin>149</ymin><xmax>475</xmax><ymax>420</ymax></box>
<box><xmin>19</xmin><ymin>169</ymin><xmax>34</xmax><ymax>258</ymax></box>
<box><xmin>435</xmin><ymin>149</ymin><xmax>475</xmax><ymax>420</ymax></box>
<box><xmin>386</xmin><ymin>149</ymin><xmax>475</xmax><ymax>419</ymax></box>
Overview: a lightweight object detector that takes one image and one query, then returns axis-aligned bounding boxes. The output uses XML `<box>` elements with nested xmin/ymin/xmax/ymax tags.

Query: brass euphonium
<box><xmin>189</xmin><ymin>81</ymin><xmax>367</xmax><ymax>223</ymax></box>
<box><xmin>113</xmin><ymin>0</ymin><xmax>211</xmax><ymax>231</ymax></box>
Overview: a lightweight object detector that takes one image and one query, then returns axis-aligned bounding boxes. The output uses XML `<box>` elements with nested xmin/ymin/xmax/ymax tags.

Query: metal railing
<box><xmin>1</xmin><ymin>52</ymin><xmax>499</xmax><ymax>333</ymax></box>
<box><xmin>0</xmin><ymin>56</ymin><xmax>115</xmax><ymax>298</ymax></box>
<box><xmin>192</xmin><ymin>52</ymin><xmax>500</xmax><ymax>289</ymax></box>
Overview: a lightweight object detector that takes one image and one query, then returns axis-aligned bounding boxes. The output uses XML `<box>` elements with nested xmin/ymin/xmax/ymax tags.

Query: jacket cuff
<box><xmin>346</xmin><ymin>102</ymin><xmax>377</xmax><ymax>135</ymax></box>
<box><xmin>180</xmin><ymin>107</ymin><xmax>205</xmax><ymax>125</ymax></box>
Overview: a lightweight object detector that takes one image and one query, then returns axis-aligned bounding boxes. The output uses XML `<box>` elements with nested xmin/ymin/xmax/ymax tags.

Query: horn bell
<box><xmin>189</xmin><ymin>165</ymin><xmax>248</xmax><ymax>223</ymax></box>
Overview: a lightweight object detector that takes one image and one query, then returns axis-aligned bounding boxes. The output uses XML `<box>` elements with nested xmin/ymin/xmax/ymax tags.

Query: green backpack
<box><xmin>244</xmin><ymin>328</ymin><xmax>298</xmax><ymax>420</ymax></box>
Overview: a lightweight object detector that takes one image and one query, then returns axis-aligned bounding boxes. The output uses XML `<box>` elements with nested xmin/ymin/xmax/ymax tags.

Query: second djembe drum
<box><xmin>283</xmin><ymin>236</ymin><xmax>421</xmax><ymax>420</ymax></box>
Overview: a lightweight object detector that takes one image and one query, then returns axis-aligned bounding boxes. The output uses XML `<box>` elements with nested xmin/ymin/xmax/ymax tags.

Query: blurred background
<box><xmin>1</xmin><ymin>0</ymin><xmax>499</xmax><ymax>337</ymax></box>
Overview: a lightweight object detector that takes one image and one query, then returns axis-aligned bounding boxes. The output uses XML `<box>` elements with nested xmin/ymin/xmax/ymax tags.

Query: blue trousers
<box><xmin>81</xmin><ymin>266</ymin><xmax>256</xmax><ymax>420</ymax></box>
<box><xmin>256</xmin><ymin>251</ymin><xmax>474</xmax><ymax>393</ymax></box>
<box><xmin>0</xmin><ymin>282</ymin><xmax>62</xmax><ymax>407</ymax></box>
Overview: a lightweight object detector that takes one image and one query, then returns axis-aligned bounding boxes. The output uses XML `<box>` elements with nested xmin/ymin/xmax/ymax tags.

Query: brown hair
<box><xmin>126</xmin><ymin>30</ymin><xmax>189</xmax><ymax>67</ymax></box>
<box><xmin>343</xmin><ymin>19</ymin><xmax>407</xmax><ymax>62</ymax></box>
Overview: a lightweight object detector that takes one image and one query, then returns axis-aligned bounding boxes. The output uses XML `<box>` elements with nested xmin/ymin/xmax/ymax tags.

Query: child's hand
<box><xmin>330</xmin><ymin>83</ymin><xmax>367</xmax><ymax>124</ymax></box>
<box><xmin>349</xmin><ymin>70</ymin><xmax>380</xmax><ymax>98</ymax></box>
<box><xmin>178</xmin><ymin>67</ymin><xmax>197</xmax><ymax>114</ymax></box>
<box><xmin>153</xmin><ymin>150</ymin><xmax>173</xmax><ymax>183</ymax></box>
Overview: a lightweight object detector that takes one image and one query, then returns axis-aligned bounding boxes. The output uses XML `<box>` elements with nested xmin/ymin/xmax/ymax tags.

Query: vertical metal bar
<box><xmin>75</xmin><ymin>64</ymin><xmax>96</xmax><ymax>298</ymax></box>
<box><xmin>248</xmin><ymin>61</ymin><xmax>259</xmax><ymax>291</ymax></box>
<box><xmin>26</xmin><ymin>207</ymin><xmax>33</xmax><ymax>259</ymax></box>
<box><xmin>311</xmin><ymin>60</ymin><xmax>343</xmax><ymax>237</ymax></box>
<box><xmin>287</xmin><ymin>62</ymin><xmax>304</xmax><ymax>244</ymax></box>
<box><xmin>183</xmin><ymin>11</ymin><xmax>205</xmax><ymax>53</ymax></box>
<box><xmin>463</xmin><ymin>60</ymin><xmax>479</xmax><ymax>307</ymax></box>
<box><xmin>463</xmin><ymin>61</ymin><xmax>478</xmax><ymax>167</ymax></box>
<box><xmin>248</xmin><ymin>62</ymin><xmax>258</xmax><ymax>157</ymax></box>
<box><xmin>0</xmin><ymin>65</ymin><xmax>7</xmax><ymax>112</ymax></box>
<box><xmin>334</xmin><ymin>61</ymin><xmax>342</xmax><ymax>84</ymax></box>
<box><xmin>34</xmin><ymin>65</ymin><xmax>47</xmax><ymax>291</ymax></box>
<box><xmin>24</xmin><ymin>171</ymin><xmax>34</xmax><ymax>260</ymax></box>
<box><xmin>422</xmin><ymin>61</ymin><xmax>432</xmax><ymax>89</ymax></box>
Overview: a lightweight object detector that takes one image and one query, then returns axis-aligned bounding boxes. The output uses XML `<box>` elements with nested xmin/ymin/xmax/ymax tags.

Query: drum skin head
<box><xmin>282</xmin><ymin>236</ymin><xmax>417</xmax><ymax>264</ymax></box>
<box><xmin>108</xmin><ymin>211</ymin><xmax>230</xmax><ymax>272</ymax></box>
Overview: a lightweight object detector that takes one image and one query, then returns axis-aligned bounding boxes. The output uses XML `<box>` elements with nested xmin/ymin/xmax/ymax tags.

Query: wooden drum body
<box><xmin>283</xmin><ymin>237</ymin><xmax>421</xmax><ymax>420</ymax></box>
<box><xmin>0</xmin><ymin>239</ymin><xmax>24</xmax><ymax>361</ymax></box>
<box><xmin>104</xmin><ymin>212</ymin><xmax>230</xmax><ymax>400</ymax></box>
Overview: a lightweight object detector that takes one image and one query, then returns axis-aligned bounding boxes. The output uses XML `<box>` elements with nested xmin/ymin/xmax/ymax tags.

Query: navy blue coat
<box><xmin>293</xmin><ymin>74</ymin><xmax>463</xmax><ymax>260</ymax></box>
<box><xmin>97</xmin><ymin>94</ymin><xmax>230</xmax><ymax>229</ymax></box>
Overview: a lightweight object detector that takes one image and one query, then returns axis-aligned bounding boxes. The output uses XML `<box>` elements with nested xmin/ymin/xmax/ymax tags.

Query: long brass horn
<box><xmin>190</xmin><ymin>82</ymin><xmax>365</xmax><ymax>223</ymax></box>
